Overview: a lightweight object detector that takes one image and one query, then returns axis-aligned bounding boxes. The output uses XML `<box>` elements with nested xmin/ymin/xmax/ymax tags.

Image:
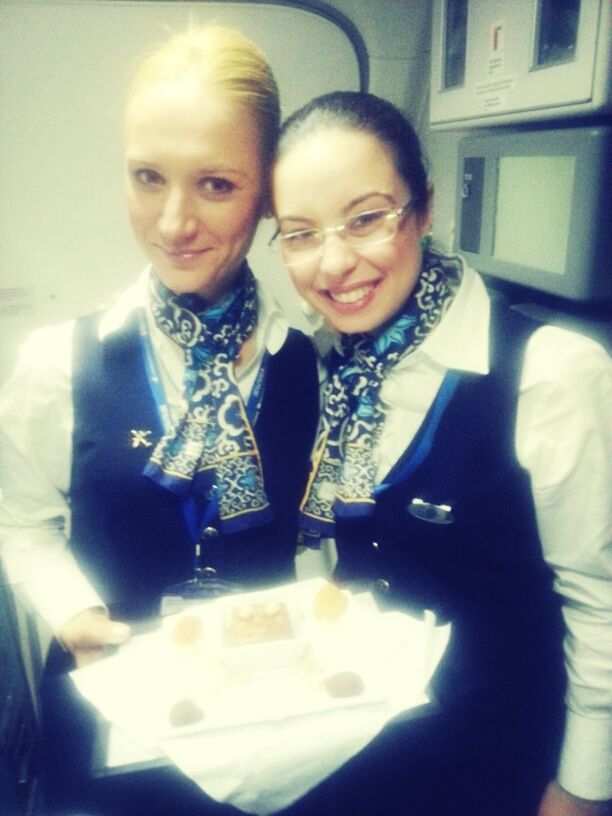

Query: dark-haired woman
<box><xmin>273</xmin><ymin>91</ymin><xmax>611</xmax><ymax>816</ymax></box>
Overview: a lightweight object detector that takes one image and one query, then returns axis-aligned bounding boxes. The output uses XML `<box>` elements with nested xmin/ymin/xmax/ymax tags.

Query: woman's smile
<box><xmin>274</xmin><ymin>127</ymin><xmax>431</xmax><ymax>334</ymax></box>
<box><xmin>157</xmin><ymin>244</ymin><xmax>212</xmax><ymax>267</ymax></box>
<box><xmin>324</xmin><ymin>279</ymin><xmax>380</xmax><ymax>309</ymax></box>
<box><xmin>124</xmin><ymin>76</ymin><xmax>265</xmax><ymax>302</ymax></box>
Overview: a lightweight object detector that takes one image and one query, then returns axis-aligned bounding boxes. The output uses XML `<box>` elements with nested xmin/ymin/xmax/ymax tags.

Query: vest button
<box><xmin>375</xmin><ymin>578</ymin><xmax>390</xmax><ymax>594</ymax></box>
<box><xmin>201</xmin><ymin>526</ymin><xmax>220</xmax><ymax>541</ymax></box>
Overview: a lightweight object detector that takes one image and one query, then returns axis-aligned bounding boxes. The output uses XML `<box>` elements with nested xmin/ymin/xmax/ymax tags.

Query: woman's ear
<box><xmin>258</xmin><ymin>176</ymin><xmax>276</xmax><ymax>219</ymax></box>
<box><xmin>259</xmin><ymin>195</ymin><xmax>274</xmax><ymax>220</ymax></box>
<box><xmin>418</xmin><ymin>183</ymin><xmax>434</xmax><ymax>236</ymax></box>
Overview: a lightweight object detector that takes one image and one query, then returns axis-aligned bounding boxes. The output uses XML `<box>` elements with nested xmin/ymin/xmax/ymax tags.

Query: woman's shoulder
<box><xmin>525</xmin><ymin>324</ymin><xmax>611</xmax><ymax>376</ymax></box>
<box><xmin>521</xmin><ymin>322</ymin><xmax>611</xmax><ymax>393</ymax></box>
<box><xmin>2</xmin><ymin>281</ymin><xmax>141</xmax><ymax>395</ymax></box>
<box><xmin>0</xmin><ymin>318</ymin><xmax>78</xmax><ymax>426</ymax></box>
<box><xmin>10</xmin><ymin>318</ymin><xmax>77</xmax><ymax>384</ymax></box>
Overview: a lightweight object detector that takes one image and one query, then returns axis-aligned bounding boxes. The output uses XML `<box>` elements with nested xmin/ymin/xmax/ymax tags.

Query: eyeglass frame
<box><xmin>270</xmin><ymin>199</ymin><xmax>414</xmax><ymax>267</ymax></box>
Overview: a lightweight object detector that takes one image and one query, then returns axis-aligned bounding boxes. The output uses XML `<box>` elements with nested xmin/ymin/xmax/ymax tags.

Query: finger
<box><xmin>72</xmin><ymin>621</ymin><xmax>131</xmax><ymax>668</ymax></box>
<box><xmin>61</xmin><ymin>609</ymin><xmax>131</xmax><ymax>652</ymax></box>
<box><xmin>92</xmin><ymin>617</ymin><xmax>131</xmax><ymax>646</ymax></box>
<box><xmin>74</xmin><ymin>646</ymin><xmax>107</xmax><ymax>669</ymax></box>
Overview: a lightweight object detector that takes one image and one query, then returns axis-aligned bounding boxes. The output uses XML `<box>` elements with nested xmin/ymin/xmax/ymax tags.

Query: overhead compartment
<box><xmin>429</xmin><ymin>0</ymin><xmax>611</xmax><ymax>128</ymax></box>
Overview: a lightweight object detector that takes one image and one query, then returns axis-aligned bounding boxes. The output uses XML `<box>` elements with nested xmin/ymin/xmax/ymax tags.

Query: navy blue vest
<box><xmin>69</xmin><ymin>313</ymin><xmax>319</xmax><ymax>621</ymax></box>
<box><xmin>335</xmin><ymin>299</ymin><xmax>566</xmax><ymax>714</ymax></box>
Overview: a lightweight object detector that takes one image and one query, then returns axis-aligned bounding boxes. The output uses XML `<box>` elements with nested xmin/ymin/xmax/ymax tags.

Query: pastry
<box><xmin>171</xmin><ymin>613</ymin><xmax>204</xmax><ymax>647</ymax></box>
<box><xmin>169</xmin><ymin>698</ymin><xmax>205</xmax><ymax>727</ymax></box>
<box><xmin>313</xmin><ymin>582</ymin><xmax>348</xmax><ymax>622</ymax></box>
<box><xmin>323</xmin><ymin>671</ymin><xmax>364</xmax><ymax>698</ymax></box>
<box><xmin>224</xmin><ymin>600</ymin><xmax>293</xmax><ymax>646</ymax></box>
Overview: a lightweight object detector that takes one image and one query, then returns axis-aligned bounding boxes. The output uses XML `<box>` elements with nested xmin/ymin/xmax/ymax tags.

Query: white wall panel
<box><xmin>0</xmin><ymin>0</ymin><xmax>361</xmax><ymax>381</ymax></box>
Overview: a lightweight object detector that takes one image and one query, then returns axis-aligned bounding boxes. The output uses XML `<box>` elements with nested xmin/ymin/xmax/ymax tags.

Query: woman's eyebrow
<box><xmin>126</xmin><ymin>157</ymin><xmax>160</xmax><ymax>167</ymax></box>
<box><xmin>277</xmin><ymin>192</ymin><xmax>397</xmax><ymax>229</ymax></box>
<box><xmin>125</xmin><ymin>158</ymin><xmax>249</xmax><ymax>178</ymax></box>
<box><xmin>277</xmin><ymin>215</ymin><xmax>315</xmax><ymax>228</ymax></box>
<box><xmin>193</xmin><ymin>165</ymin><xmax>250</xmax><ymax>178</ymax></box>
<box><xmin>344</xmin><ymin>191</ymin><xmax>395</xmax><ymax>212</ymax></box>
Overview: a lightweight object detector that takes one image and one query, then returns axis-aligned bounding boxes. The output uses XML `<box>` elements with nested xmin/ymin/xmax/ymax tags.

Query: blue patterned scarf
<box><xmin>144</xmin><ymin>265</ymin><xmax>272</xmax><ymax>533</ymax></box>
<box><xmin>300</xmin><ymin>250</ymin><xmax>461</xmax><ymax>541</ymax></box>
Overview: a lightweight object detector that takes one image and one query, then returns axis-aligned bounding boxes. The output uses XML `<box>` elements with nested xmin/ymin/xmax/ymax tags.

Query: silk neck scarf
<box><xmin>300</xmin><ymin>249</ymin><xmax>462</xmax><ymax>541</ymax></box>
<box><xmin>143</xmin><ymin>264</ymin><xmax>272</xmax><ymax>533</ymax></box>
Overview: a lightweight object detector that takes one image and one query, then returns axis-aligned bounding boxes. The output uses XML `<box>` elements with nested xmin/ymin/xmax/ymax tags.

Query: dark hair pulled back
<box><xmin>277</xmin><ymin>91</ymin><xmax>429</xmax><ymax>216</ymax></box>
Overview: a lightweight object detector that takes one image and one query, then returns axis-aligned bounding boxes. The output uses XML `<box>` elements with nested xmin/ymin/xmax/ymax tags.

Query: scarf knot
<box><xmin>143</xmin><ymin>265</ymin><xmax>272</xmax><ymax>534</ymax></box>
<box><xmin>300</xmin><ymin>249</ymin><xmax>463</xmax><ymax>542</ymax></box>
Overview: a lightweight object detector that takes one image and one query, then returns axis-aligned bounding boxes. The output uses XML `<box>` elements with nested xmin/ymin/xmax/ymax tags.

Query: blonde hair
<box><xmin>128</xmin><ymin>25</ymin><xmax>280</xmax><ymax>168</ymax></box>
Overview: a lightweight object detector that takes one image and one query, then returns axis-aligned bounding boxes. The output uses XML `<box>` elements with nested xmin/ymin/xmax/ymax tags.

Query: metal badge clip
<box><xmin>407</xmin><ymin>497</ymin><xmax>454</xmax><ymax>524</ymax></box>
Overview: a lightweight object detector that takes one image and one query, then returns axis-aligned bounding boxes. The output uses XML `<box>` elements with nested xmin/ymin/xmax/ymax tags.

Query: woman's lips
<box><xmin>158</xmin><ymin>245</ymin><xmax>211</xmax><ymax>266</ymax></box>
<box><xmin>329</xmin><ymin>282</ymin><xmax>377</xmax><ymax>304</ymax></box>
<box><xmin>324</xmin><ymin>281</ymin><xmax>379</xmax><ymax>312</ymax></box>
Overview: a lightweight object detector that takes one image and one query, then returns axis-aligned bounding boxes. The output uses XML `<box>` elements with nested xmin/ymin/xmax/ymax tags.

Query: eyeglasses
<box><xmin>272</xmin><ymin>200</ymin><xmax>413</xmax><ymax>267</ymax></box>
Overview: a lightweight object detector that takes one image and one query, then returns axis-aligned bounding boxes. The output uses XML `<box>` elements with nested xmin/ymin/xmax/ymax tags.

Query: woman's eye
<box><xmin>348</xmin><ymin>209</ymin><xmax>386</xmax><ymax>234</ymax></box>
<box><xmin>133</xmin><ymin>168</ymin><xmax>164</xmax><ymax>186</ymax></box>
<box><xmin>198</xmin><ymin>177</ymin><xmax>235</xmax><ymax>195</ymax></box>
<box><xmin>281</xmin><ymin>230</ymin><xmax>319</xmax><ymax>250</ymax></box>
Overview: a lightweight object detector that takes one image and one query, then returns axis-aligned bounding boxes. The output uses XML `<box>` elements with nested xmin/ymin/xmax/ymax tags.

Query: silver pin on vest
<box><xmin>130</xmin><ymin>429</ymin><xmax>153</xmax><ymax>449</ymax></box>
<box><xmin>407</xmin><ymin>497</ymin><xmax>454</xmax><ymax>524</ymax></box>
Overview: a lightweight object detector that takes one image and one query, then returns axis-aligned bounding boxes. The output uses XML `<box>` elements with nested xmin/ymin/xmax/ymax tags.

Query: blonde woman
<box><xmin>0</xmin><ymin>26</ymin><xmax>317</xmax><ymax>815</ymax></box>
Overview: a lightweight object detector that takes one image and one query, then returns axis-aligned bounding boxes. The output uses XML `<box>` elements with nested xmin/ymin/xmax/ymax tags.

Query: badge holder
<box><xmin>139</xmin><ymin>321</ymin><xmax>269</xmax><ymax>617</ymax></box>
<box><xmin>160</xmin><ymin>533</ymin><xmax>244</xmax><ymax>615</ymax></box>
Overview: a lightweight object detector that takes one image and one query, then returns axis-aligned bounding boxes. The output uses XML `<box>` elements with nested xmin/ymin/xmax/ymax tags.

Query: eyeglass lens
<box><xmin>280</xmin><ymin>203</ymin><xmax>410</xmax><ymax>262</ymax></box>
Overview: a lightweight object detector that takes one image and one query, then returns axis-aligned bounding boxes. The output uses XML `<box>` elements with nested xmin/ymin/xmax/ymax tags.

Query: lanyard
<box><xmin>372</xmin><ymin>369</ymin><xmax>461</xmax><ymax>496</ymax></box>
<box><xmin>138</xmin><ymin>312</ymin><xmax>174</xmax><ymax>433</ymax></box>
<box><xmin>138</xmin><ymin>310</ymin><xmax>269</xmax><ymax>542</ymax></box>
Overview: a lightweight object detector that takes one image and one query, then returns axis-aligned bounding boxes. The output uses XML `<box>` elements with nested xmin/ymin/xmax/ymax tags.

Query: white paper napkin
<box><xmin>71</xmin><ymin>578</ymin><xmax>450</xmax><ymax>815</ymax></box>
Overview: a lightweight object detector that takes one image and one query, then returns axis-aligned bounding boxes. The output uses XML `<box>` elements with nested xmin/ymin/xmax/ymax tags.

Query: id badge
<box><xmin>160</xmin><ymin>567</ymin><xmax>244</xmax><ymax>616</ymax></box>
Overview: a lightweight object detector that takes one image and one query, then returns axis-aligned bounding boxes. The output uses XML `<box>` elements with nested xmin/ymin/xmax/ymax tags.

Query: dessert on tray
<box><xmin>159</xmin><ymin>580</ymin><xmax>372</xmax><ymax>729</ymax></box>
<box><xmin>171</xmin><ymin>613</ymin><xmax>205</xmax><ymax>648</ymax></box>
<box><xmin>223</xmin><ymin>601</ymin><xmax>294</xmax><ymax>646</ymax></box>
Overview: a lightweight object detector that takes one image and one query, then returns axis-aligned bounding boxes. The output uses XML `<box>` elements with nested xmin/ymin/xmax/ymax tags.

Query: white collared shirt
<box><xmin>322</xmin><ymin>265</ymin><xmax>611</xmax><ymax>800</ymax></box>
<box><xmin>0</xmin><ymin>269</ymin><xmax>288</xmax><ymax>631</ymax></box>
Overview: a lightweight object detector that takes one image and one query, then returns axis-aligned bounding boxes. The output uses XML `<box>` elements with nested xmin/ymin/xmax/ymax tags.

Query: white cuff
<box><xmin>1</xmin><ymin>527</ymin><xmax>106</xmax><ymax>635</ymax></box>
<box><xmin>557</xmin><ymin>710</ymin><xmax>612</xmax><ymax>800</ymax></box>
<box><xmin>16</xmin><ymin>552</ymin><xmax>106</xmax><ymax>636</ymax></box>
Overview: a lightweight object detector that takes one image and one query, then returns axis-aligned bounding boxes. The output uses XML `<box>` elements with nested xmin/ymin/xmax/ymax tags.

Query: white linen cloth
<box><xmin>70</xmin><ymin>579</ymin><xmax>451</xmax><ymax>815</ymax></box>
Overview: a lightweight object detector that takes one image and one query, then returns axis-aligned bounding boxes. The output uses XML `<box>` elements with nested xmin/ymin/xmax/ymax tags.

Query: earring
<box><xmin>420</xmin><ymin>232</ymin><xmax>433</xmax><ymax>252</ymax></box>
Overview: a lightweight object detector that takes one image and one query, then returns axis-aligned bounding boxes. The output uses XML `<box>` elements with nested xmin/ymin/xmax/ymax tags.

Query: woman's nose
<box><xmin>158</xmin><ymin>188</ymin><xmax>198</xmax><ymax>243</ymax></box>
<box><xmin>317</xmin><ymin>232</ymin><xmax>358</xmax><ymax>281</ymax></box>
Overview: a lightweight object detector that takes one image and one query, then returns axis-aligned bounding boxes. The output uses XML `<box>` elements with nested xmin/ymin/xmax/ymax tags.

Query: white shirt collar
<box><xmin>412</xmin><ymin>260</ymin><xmax>490</xmax><ymax>375</ymax></box>
<box><xmin>97</xmin><ymin>272</ymin><xmax>146</xmax><ymax>340</ymax></box>
<box><xmin>313</xmin><ymin>260</ymin><xmax>491</xmax><ymax>375</ymax></box>
<box><xmin>97</xmin><ymin>266</ymin><xmax>289</xmax><ymax>356</ymax></box>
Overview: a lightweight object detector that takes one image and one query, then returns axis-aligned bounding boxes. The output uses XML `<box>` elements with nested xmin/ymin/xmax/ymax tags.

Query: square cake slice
<box><xmin>224</xmin><ymin>601</ymin><xmax>294</xmax><ymax>647</ymax></box>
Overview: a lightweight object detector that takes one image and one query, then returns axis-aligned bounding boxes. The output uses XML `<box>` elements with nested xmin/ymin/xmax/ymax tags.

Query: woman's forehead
<box><xmin>124</xmin><ymin>78</ymin><xmax>263</xmax><ymax>169</ymax></box>
<box><xmin>274</xmin><ymin>127</ymin><xmax>404</xmax><ymax>212</ymax></box>
<box><xmin>126</xmin><ymin>76</ymin><xmax>235</xmax><ymax>128</ymax></box>
<box><xmin>279</xmin><ymin>126</ymin><xmax>397</xmax><ymax>177</ymax></box>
